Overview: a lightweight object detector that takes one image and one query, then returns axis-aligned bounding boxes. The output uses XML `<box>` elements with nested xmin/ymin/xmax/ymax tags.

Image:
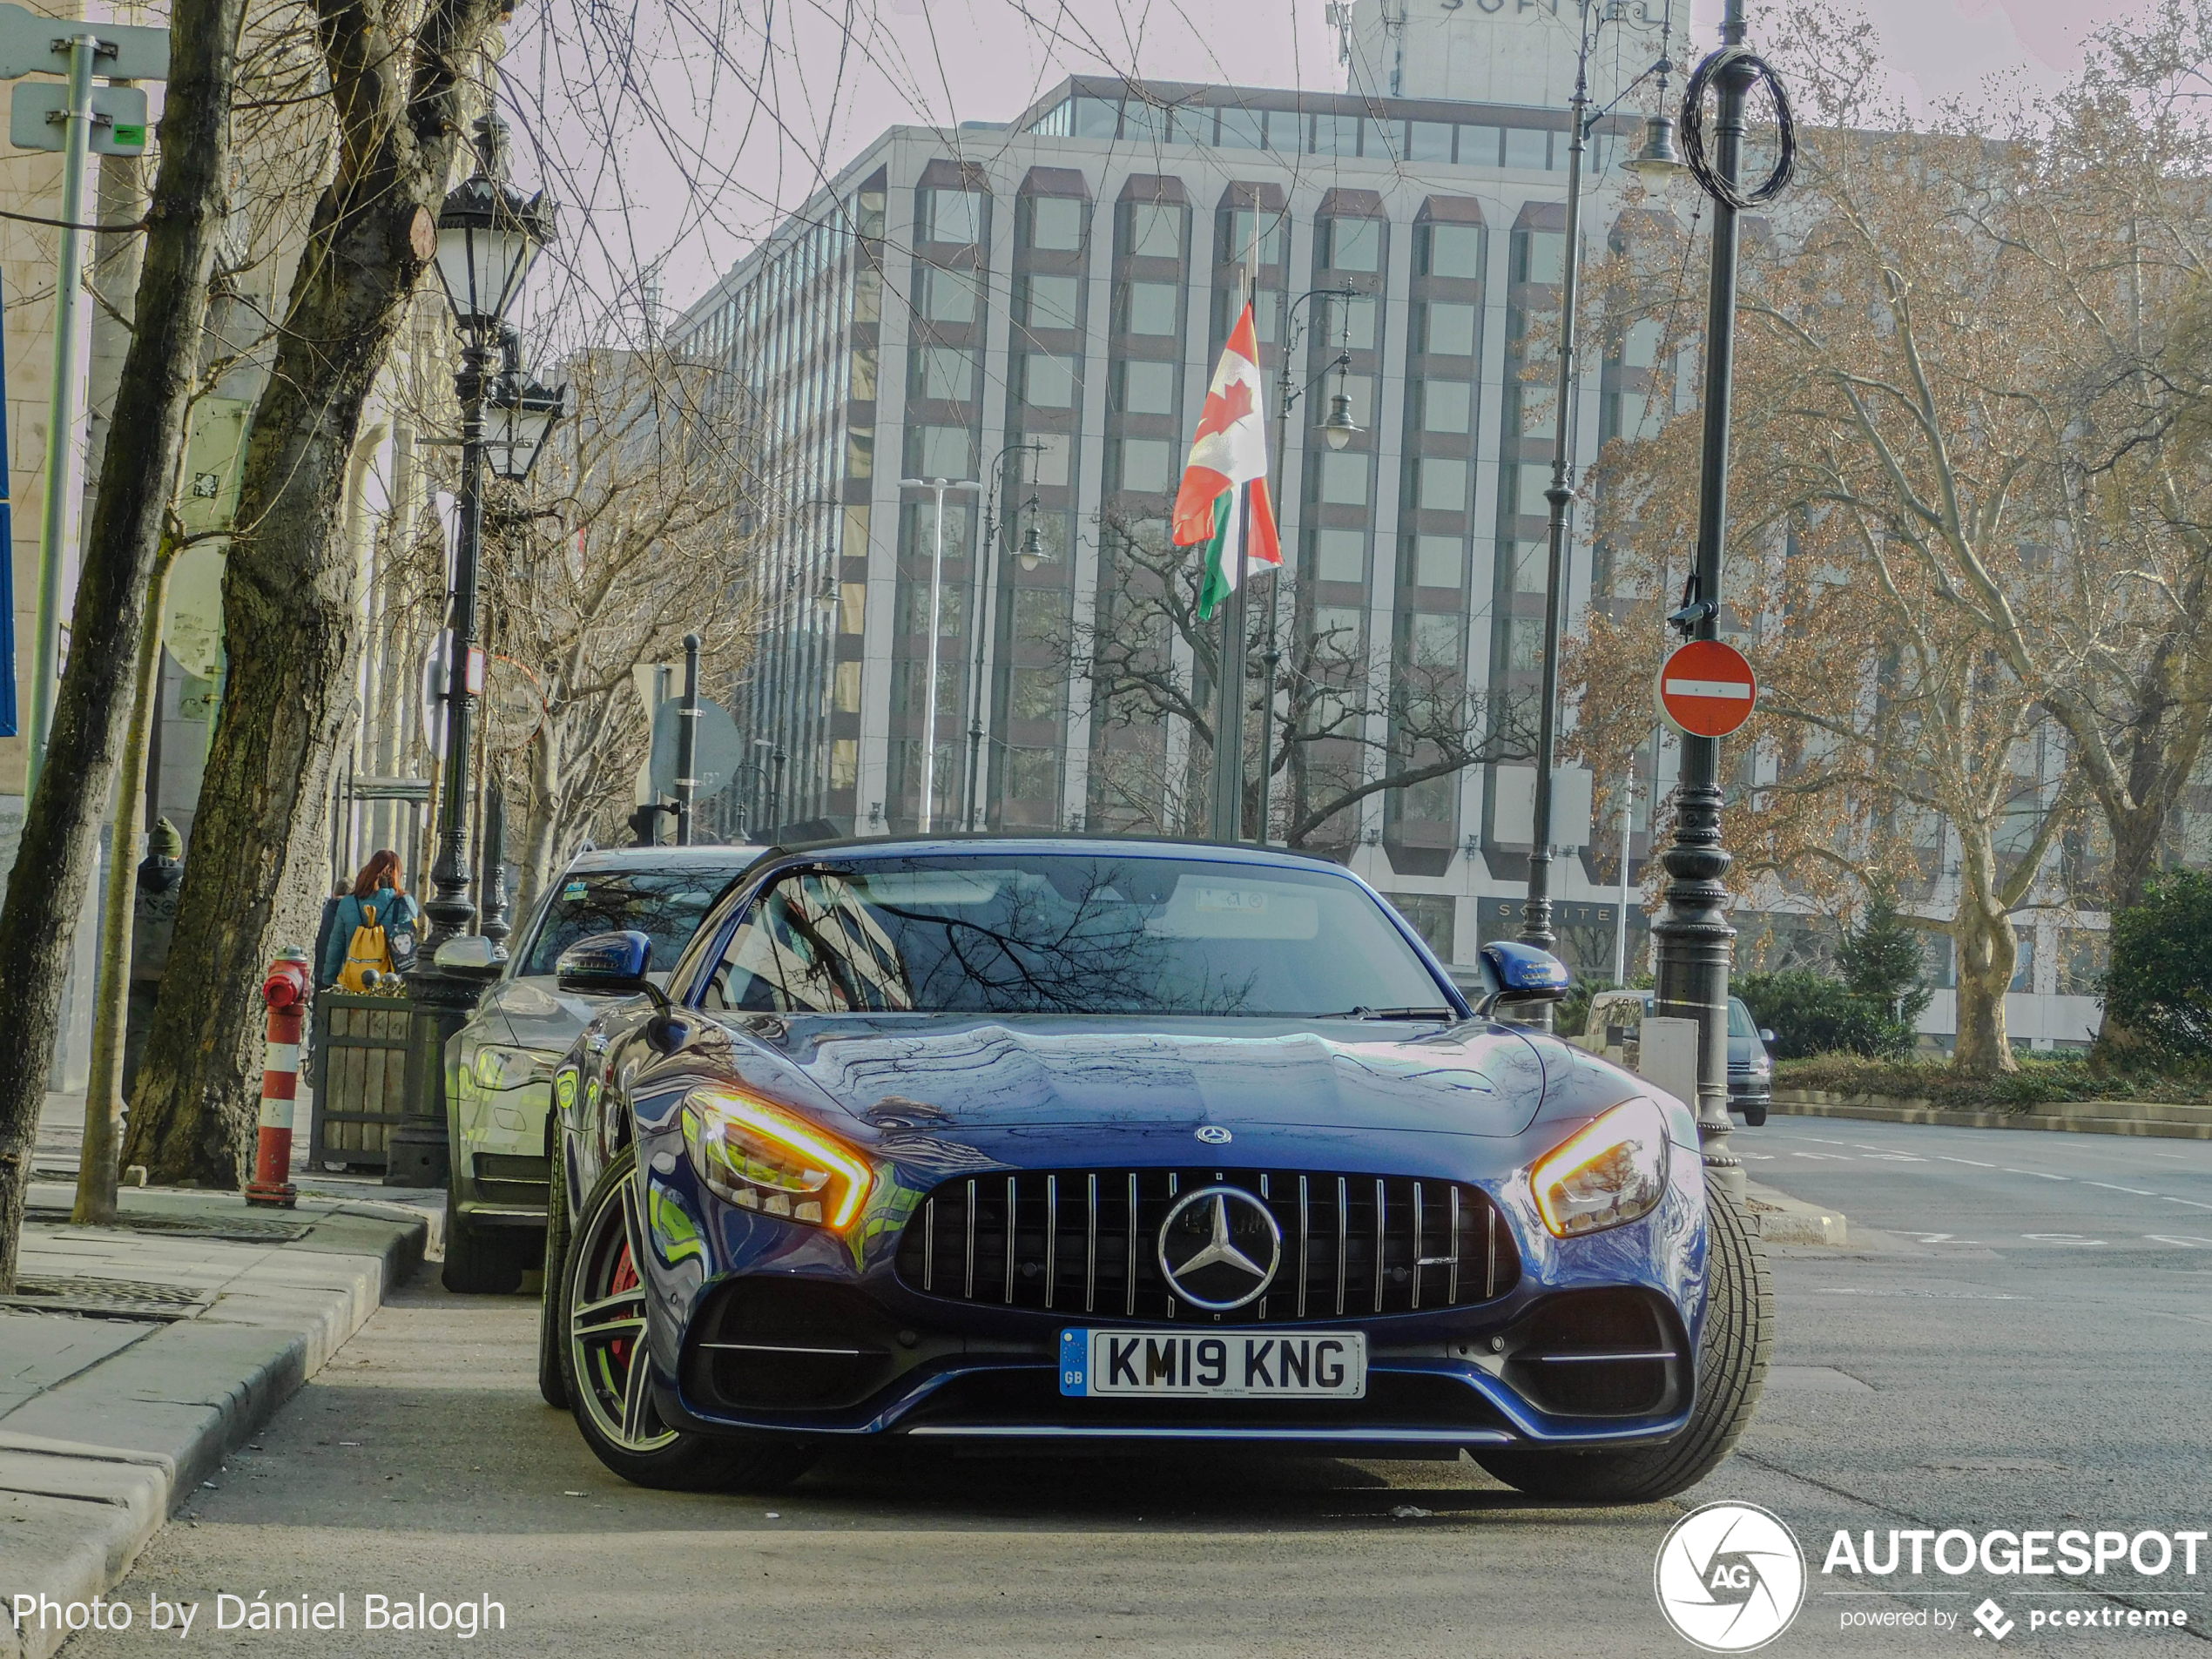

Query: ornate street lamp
<box><xmin>392</xmin><ymin>115</ymin><xmax>561</xmax><ymax>1190</ymax></box>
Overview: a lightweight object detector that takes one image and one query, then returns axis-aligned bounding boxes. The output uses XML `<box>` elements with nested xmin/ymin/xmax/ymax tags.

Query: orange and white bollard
<box><xmin>245</xmin><ymin>947</ymin><xmax>312</xmax><ymax>1208</ymax></box>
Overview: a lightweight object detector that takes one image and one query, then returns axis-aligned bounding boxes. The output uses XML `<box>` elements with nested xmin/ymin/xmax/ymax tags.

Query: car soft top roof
<box><xmin>563</xmin><ymin>844</ymin><xmax>765</xmax><ymax>874</ymax></box>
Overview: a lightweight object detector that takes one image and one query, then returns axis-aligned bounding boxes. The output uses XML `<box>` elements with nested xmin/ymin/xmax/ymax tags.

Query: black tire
<box><xmin>1742</xmin><ymin>1101</ymin><xmax>1770</xmax><ymax>1127</ymax></box>
<box><xmin>442</xmin><ymin>1190</ymin><xmax>526</xmax><ymax>1294</ymax></box>
<box><xmin>557</xmin><ymin>1144</ymin><xmax>817</xmax><ymax>1493</ymax></box>
<box><xmin>537</xmin><ymin>1163</ymin><xmax>571</xmax><ymax>1408</ymax></box>
<box><xmin>1475</xmin><ymin>1184</ymin><xmax>1773</xmax><ymax>1504</ymax></box>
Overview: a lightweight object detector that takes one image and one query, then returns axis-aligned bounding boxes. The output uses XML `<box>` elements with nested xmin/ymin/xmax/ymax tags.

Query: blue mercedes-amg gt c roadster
<box><xmin>536</xmin><ymin>838</ymin><xmax>1771</xmax><ymax>1501</ymax></box>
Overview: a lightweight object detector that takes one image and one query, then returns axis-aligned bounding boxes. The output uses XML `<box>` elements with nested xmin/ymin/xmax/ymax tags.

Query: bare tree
<box><xmin>1075</xmin><ymin>512</ymin><xmax>1534</xmax><ymax>848</ymax></box>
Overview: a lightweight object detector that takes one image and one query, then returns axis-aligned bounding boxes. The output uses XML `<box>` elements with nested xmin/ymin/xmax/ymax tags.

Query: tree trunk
<box><xmin>122</xmin><ymin>0</ymin><xmax>506</xmax><ymax>1187</ymax></box>
<box><xmin>0</xmin><ymin>0</ymin><xmax>246</xmax><ymax>1291</ymax></box>
<box><xmin>1951</xmin><ymin>897</ymin><xmax>2019</xmax><ymax>1076</ymax></box>
<box><xmin>73</xmin><ymin>547</ymin><xmax>176</xmax><ymax>1223</ymax></box>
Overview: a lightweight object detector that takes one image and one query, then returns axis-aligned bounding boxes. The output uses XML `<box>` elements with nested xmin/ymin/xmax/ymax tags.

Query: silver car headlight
<box><xmin>470</xmin><ymin>1044</ymin><xmax>557</xmax><ymax>1092</ymax></box>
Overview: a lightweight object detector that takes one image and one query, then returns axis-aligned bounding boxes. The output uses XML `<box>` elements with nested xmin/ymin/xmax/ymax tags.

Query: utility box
<box><xmin>307</xmin><ymin>992</ymin><xmax>414</xmax><ymax>1170</ymax></box>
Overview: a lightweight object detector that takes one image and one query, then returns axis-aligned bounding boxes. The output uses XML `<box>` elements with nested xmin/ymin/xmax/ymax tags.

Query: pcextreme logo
<box><xmin>1655</xmin><ymin>1501</ymin><xmax>1810</xmax><ymax>1652</ymax></box>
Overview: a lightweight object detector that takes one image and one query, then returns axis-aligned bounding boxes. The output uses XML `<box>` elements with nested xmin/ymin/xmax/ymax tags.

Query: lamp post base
<box><xmin>389</xmin><ymin>967</ymin><xmax>486</xmax><ymax>1189</ymax></box>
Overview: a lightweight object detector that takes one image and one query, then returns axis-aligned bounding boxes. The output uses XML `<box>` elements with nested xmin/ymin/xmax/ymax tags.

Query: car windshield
<box><xmin>699</xmin><ymin>853</ymin><xmax>1449</xmax><ymax>1017</ymax></box>
<box><xmin>519</xmin><ymin>870</ymin><xmax>731</xmax><ymax>978</ymax></box>
<box><xmin>1727</xmin><ymin>996</ymin><xmax>1759</xmax><ymax>1038</ymax></box>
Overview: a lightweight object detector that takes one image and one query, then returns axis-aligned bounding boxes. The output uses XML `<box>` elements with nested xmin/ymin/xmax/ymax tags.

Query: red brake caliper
<box><xmin>608</xmin><ymin>1242</ymin><xmax>638</xmax><ymax>1371</ymax></box>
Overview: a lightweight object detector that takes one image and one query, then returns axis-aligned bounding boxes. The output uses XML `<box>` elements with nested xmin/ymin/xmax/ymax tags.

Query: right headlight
<box><xmin>1527</xmin><ymin>1097</ymin><xmax>1670</xmax><ymax>1238</ymax></box>
<box><xmin>679</xmin><ymin>1088</ymin><xmax>874</xmax><ymax>1231</ymax></box>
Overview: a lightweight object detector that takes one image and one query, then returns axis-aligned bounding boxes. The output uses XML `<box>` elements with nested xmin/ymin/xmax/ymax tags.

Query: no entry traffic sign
<box><xmin>1656</xmin><ymin>639</ymin><xmax>1757</xmax><ymax>738</ymax></box>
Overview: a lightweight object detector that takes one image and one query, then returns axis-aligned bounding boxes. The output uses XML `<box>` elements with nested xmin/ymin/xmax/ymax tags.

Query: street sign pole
<box><xmin>24</xmin><ymin>32</ymin><xmax>98</xmax><ymax>791</ymax></box>
<box><xmin>0</xmin><ymin>0</ymin><xmax>170</xmax><ymax>782</ymax></box>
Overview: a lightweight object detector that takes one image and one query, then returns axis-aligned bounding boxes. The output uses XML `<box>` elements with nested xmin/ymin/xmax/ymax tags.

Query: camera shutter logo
<box><xmin>1653</xmin><ymin>1501</ymin><xmax>1806</xmax><ymax>1652</ymax></box>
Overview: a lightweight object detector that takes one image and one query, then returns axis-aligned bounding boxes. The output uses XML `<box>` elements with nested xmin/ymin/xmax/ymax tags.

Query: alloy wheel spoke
<box><xmin>570</xmin><ymin>1287</ymin><xmax>646</xmax><ymax>1336</ymax></box>
<box><xmin>619</xmin><ymin>1338</ymin><xmax>658</xmax><ymax>1443</ymax></box>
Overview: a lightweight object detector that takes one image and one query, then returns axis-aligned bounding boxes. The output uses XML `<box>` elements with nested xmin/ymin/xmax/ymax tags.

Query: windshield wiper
<box><xmin>1318</xmin><ymin>1006</ymin><xmax>1458</xmax><ymax>1021</ymax></box>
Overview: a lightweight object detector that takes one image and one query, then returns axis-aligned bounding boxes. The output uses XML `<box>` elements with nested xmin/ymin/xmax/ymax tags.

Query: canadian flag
<box><xmin>1171</xmin><ymin>301</ymin><xmax>1280</xmax><ymax>620</ymax></box>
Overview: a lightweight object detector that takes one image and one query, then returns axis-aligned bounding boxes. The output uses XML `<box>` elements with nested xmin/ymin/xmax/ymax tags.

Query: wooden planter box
<box><xmin>308</xmin><ymin>992</ymin><xmax>415</xmax><ymax>1170</ymax></box>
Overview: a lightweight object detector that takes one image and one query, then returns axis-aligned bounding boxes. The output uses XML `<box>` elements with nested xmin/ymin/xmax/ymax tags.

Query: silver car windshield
<box><xmin>520</xmin><ymin>871</ymin><xmax>728</xmax><ymax>977</ymax></box>
<box><xmin>698</xmin><ymin>853</ymin><xmax>1449</xmax><ymax>1017</ymax></box>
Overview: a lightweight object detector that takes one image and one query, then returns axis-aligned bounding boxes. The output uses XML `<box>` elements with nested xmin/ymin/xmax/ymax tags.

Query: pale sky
<box><xmin>501</xmin><ymin>0</ymin><xmax>2156</xmax><ymax>335</ymax></box>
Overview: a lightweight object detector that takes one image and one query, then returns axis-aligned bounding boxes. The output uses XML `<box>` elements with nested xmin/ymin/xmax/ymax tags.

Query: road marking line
<box><xmin>1939</xmin><ymin>1156</ymin><xmax>1996</xmax><ymax>1168</ymax></box>
<box><xmin>2147</xmin><ymin>1235</ymin><xmax>2212</xmax><ymax>1248</ymax></box>
<box><xmin>2084</xmin><ymin>1181</ymin><xmax>2156</xmax><ymax>1195</ymax></box>
<box><xmin>2005</xmin><ymin>1170</ymin><xmax>2069</xmax><ymax>1180</ymax></box>
<box><xmin>1813</xmin><ymin>1288</ymin><xmax>2028</xmax><ymax>1299</ymax></box>
<box><xmin>2161</xmin><ymin>1196</ymin><xmax>2212</xmax><ymax>1211</ymax></box>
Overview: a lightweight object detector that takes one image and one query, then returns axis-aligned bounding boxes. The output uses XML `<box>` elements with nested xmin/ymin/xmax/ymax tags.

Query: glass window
<box><xmin>1504</xmin><ymin>129</ymin><xmax>1550</xmax><ymax>171</ymax></box>
<box><xmin>1022</xmin><ymin>354</ymin><xmax>1076</xmax><ymax>408</ymax></box>
<box><xmin>1325</xmin><ymin>218</ymin><xmax>1382</xmax><ymax>273</ymax></box>
<box><xmin>1404</xmin><ymin>611</ymin><xmax>1461</xmax><ymax>669</ymax></box>
<box><xmin>1123</xmin><ymin>281</ymin><xmax>1182</xmax><ymax>335</ymax></box>
<box><xmin>834</xmin><ymin>660</ymin><xmax>862</xmax><ymax>713</ymax></box>
<box><xmin>1418</xmin><ymin>457</ymin><xmax>1468</xmax><ymax>513</ymax></box>
<box><xmin>1406</xmin><ymin>121</ymin><xmax>1453</xmax><ymax>162</ymax></box>
<box><xmin>1361</xmin><ymin>118</ymin><xmax>1400</xmax><ymax>160</ymax></box>
<box><xmin>1622</xmin><ymin>316</ymin><xmax>1663</xmax><ymax>368</ymax></box>
<box><xmin>1319</xmin><ymin>451</ymin><xmax>1369</xmax><ymax>506</ymax></box>
<box><xmin>1424</xmin><ymin>223</ymin><xmax>1484</xmax><ymax>279</ymax></box>
<box><xmin>1422</xmin><ymin>301</ymin><xmax>1479</xmax><ymax>356</ymax></box>
<box><xmin>846</xmin><ymin>428</ymin><xmax>873</xmax><ymax>478</ymax></box>
<box><xmin>927</xmin><ymin>188</ymin><xmax>984</xmax><ymax>245</ymax></box>
<box><xmin>857</xmin><ymin>191</ymin><xmax>887</xmax><ymax>239</ymax></box>
<box><xmin>1075</xmin><ymin>98</ymin><xmax>1121</xmax><ymax>138</ymax></box>
<box><xmin>1315</xmin><ymin>528</ymin><xmax>1365</xmax><ymax>582</ymax></box>
<box><xmin>1217</xmin><ymin>107</ymin><xmax>1264</xmax><ymax>150</ymax></box>
<box><xmin>911</xmin><ymin>424</ymin><xmax>974</xmax><ymax>479</ymax></box>
<box><xmin>520</xmin><ymin>871</ymin><xmax>729</xmax><ymax>980</ymax></box>
<box><xmin>919</xmin><ymin>265</ymin><xmax>980</xmax><ymax>323</ymax></box>
<box><xmin>1413</xmin><ymin>535</ymin><xmax>1461</xmax><ymax>587</ymax></box>
<box><xmin>1117</xmin><ymin>359</ymin><xmax>1177</xmax><ymax>414</ymax></box>
<box><xmin>1421</xmin><ymin>380</ymin><xmax>1474</xmax><ymax>435</ymax></box>
<box><xmin>1117</xmin><ymin>437</ymin><xmax>1174</xmax><ymax>493</ymax></box>
<box><xmin>1314</xmin><ymin>605</ymin><xmax>1365</xmax><ymax>648</ymax></box>
<box><xmin>1127</xmin><ymin>203</ymin><xmax>1184</xmax><ymax>258</ymax></box>
<box><xmin>1009</xmin><ymin>665</ymin><xmax>1065</xmax><ymax>722</ymax></box>
<box><xmin>1121</xmin><ymin>101</ymin><xmax>1166</xmax><ymax>145</ymax></box>
<box><xmin>1022</xmin><ymin>273</ymin><xmax>1081</xmax><ymax>328</ymax></box>
<box><xmin>1458</xmin><ymin>125</ymin><xmax>1501</xmax><ymax>167</ymax></box>
<box><xmin>1266</xmin><ymin>109</ymin><xmax>1305</xmax><ymax>152</ymax></box>
<box><xmin>831</xmin><ymin>738</ymin><xmax>859</xmax><ymax>789</ymax></box>
<box><xmin>1221</xmin><ymin>208</ymin><xmax>1289</xmax><ymax>266</ymax></box>
<box><xmin>839</xmin><ymin>582</ymin><xmax>867</xmax><ymax>634</ymax></box>
<box><xmin>854</xmin><ymin>266</ymin><xmax>882</xmax><ymax>324</ymax></box>
<box><xmin>1512</xmin><ymin>463</ymin><xmax>1554</xmax><ymax>521</ymax></box>
<box><xmin>1313</xmin><ymin>113</ymin><xmax>1359</xmax><ymax>156</ymax></box>
<box><xmin>698</xmin><ymin>855</ymin><xmax>1449</xmax><ymax>1016</ymax></box>
<box><xmin>848</xmin><ymin>346</ymin><xmax>877</xmax><ymax>401</ymax></box>
<box><xmin>1028</xmin><ymin>197</ymin><xmax>1086</xmax><ymax>252</ymax></box>
<box><xmin>1515</xmin><ymin>230</ymin><xmax>1567</xmax><ymax>286</ymax></box>
<box><xmin>913</xmin><ymin>345</ymin><xmax>975</xmax><ymax>402</ymax></box>
<box><xmin>1170</xmin><ymin>105</ymin><xmax>1213</xmax><ymax>145</ymax></box>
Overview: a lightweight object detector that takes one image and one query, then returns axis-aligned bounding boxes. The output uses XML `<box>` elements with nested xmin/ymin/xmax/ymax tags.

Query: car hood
<box><xmin>720</xmin><ymin>1015</ymin><xmax>1558</xmax><ymax>1138</ymax></box>
<box><xmin>472</xmin><ymin>974</ymin><xmax>642</xmax><ymax>1053</ymax></box>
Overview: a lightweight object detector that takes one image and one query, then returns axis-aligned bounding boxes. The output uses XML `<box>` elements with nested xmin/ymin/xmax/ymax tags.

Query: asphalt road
<box><xmin>64</xmin><ymin>1117</ymin><xmax>2212</xmax><ymax>1657</ymax></box>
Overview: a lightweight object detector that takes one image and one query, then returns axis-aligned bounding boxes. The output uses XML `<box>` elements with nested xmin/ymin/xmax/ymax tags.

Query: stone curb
<box><xmin>1742</xmin><ymin>1178</ymin><xmax>1847</xmax><ymax>1247</ymax></box>
<box><xmin>0</xmin><ymin>1195</ymin><xmax>426</xmax><ymax>1659</ymax></box>
<box><xmin>1774</xmin><ymin>1089</ymin><xmax>2212</xmax><ymax>1141</ymax></box>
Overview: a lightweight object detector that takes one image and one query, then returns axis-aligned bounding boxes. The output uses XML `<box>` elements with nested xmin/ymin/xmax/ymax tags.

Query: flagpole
<box><xmin>1210</xmin><ymin>255</ymin><xmax>1262</xmax><ymax>846</ymax></box>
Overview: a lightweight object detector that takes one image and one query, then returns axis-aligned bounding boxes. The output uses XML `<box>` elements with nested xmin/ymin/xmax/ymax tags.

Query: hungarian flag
<box><xmin>1172</xmin><ymin>301</ymin><xmax>1279</xmax><ymax>620</ymax></box>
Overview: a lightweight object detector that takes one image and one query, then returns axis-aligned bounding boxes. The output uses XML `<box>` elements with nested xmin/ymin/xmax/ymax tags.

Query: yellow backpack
<box><xmin>339</xmin><ymin>901</ymin><xmax>395</xmax><ymax>991</ymax></box>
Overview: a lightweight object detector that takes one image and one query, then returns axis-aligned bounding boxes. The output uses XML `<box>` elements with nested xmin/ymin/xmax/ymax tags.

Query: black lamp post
<box><xmin>390</xmin><ymin>117</ymin><xmax>561</xmax><ymax>1189</ymax></box>
<box><xmin>1521</xmin><ymin>2</ymin><xmax>1686</xmax><ymax>980</ymax></box>
<box><xmin>1652</xmin><ymin>0</ymin><xmax>1791</xmax><ymax>1202</ymax></box>
<box><xmin>967</xmin><ymin>441</ymin><xmax>1046</xmax><ymax>832</ymax></box>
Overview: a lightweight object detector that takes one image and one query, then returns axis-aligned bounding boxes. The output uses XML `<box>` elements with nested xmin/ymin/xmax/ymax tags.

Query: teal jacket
<box><xmin>319</xmin><ymin>888</ymin><xmax>420</xmax><ymax>988</ymax></box>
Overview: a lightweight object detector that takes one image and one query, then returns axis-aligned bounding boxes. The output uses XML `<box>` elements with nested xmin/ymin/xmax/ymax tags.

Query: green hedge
<box><xmin>2104</xmin><ymin>869</ymin><xmax>2212</xmax><ymax>1062</ymax></box>
<box><xmin>1776</xmin><ymin>1053</ymin><xmax>2212</xmax><ymax>1109</ymax></box>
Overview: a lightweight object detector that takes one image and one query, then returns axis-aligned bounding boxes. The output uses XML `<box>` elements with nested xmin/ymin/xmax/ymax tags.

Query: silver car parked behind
<box><xmin>442</xmin><ymin>844</ymin><xmax>760</xmax><ymax>1291</ymax></box>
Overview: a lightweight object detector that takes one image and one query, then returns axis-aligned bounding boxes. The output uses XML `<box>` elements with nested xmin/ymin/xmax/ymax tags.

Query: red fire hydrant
<box><xmin>245</xmin><ymin>947</ymin><xmax>312</xmax><ymax>1208</ymax></box>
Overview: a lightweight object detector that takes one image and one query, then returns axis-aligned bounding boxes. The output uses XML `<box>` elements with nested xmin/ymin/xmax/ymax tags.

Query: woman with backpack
<box><xmin>320</xmin><ymin>850</ymin><xmax>421</xmax><ymax>991</ymax></box>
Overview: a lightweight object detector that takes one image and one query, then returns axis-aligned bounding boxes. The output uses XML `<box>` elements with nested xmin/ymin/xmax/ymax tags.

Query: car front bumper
<box><xmin>620</xmin><ymin>1115</ymin><xmax>1711</xmax><ymax>1454</ymax></box>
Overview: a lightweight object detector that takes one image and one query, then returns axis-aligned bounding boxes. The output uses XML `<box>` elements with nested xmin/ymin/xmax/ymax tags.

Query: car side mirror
<box><xmin>1473</xmin><ymin>940</ymin><xmax>1571</xmax><ymax>1016</ymax></box>
<box><xmin>556</xmin><ymin>931</ymin><xmax>669</xmax><ymax>1010</ymax></box>
<box><xmin>1760</xmin><ymin>1028</ymin><xmax>1777</xmax><ymax>1047</ymax></box>
<box><xmin>433</xmin><ymin>934</ymin><xmax>503</xmax><ymax>980</ymax></box>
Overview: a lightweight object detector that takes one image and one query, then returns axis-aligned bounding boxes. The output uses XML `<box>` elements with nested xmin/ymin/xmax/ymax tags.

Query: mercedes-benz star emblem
<box><xmin>1195</xmin><ymin>1125</ymin><xmax>1232</xmax><ymax>1145</ymax></box>
<box><xmin>1157</xmin><ymin>1186</ymin><xmax>1281</xmax><ymax>1311</ymax></box>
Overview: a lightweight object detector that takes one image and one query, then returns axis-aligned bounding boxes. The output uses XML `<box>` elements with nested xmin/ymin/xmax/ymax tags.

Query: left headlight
<box><xmin>679</xmin><ymin>1088</ymin><xmax>874</xmax><ymax>1232</ymax></box>
<box><xmin>1527</xmin><ymin>1097</ymin><xmax>1670</xmax><ymax>1239</ymax></box>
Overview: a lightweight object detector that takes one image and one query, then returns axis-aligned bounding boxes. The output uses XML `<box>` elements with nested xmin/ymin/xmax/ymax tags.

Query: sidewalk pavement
<box><xmin>3</xmin><ymin>1093</ymin><xmax>443</xmax><ymax>1659</ymax></box>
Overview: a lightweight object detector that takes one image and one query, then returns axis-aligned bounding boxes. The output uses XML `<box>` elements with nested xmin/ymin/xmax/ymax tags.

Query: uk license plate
<box><xmin>1059</xmin><ymin>1328</ymin><xmax>1367</xmax><ymax>1399</ymax></box>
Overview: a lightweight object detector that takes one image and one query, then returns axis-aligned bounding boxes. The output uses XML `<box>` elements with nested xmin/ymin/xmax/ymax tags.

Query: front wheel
<box><xmin>537</xmin><ymin>1164</ymin><xmax>571</xmax><ymax>1408</ymax></box>
<box><xmin>1474</xmin><ymin>1184</ymin><xmax>1773</xmax><ymax>1504</ymax></box>
<box><xmin>1741</xmin><ymin>1101</ymin><xmax>1770</xmax><ymax>1128</ymax></box>
<box><xmin>557</xmin><ymin>1144</ymin><xmax>817</xmax><ymax>1493</ymax></box>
